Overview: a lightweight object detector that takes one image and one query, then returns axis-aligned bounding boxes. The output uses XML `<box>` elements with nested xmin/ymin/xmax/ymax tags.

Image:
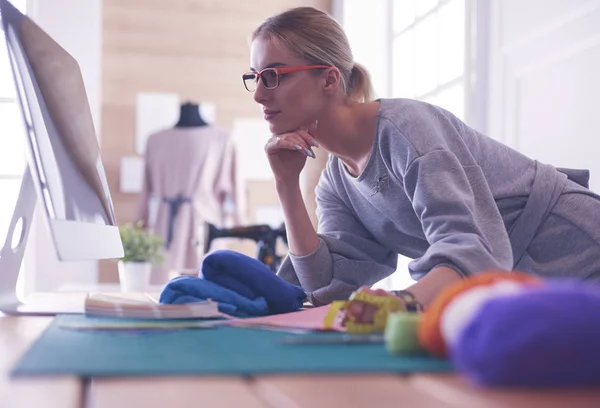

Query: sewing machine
<box><xmin>203</xmin><ymin>222</ymin><xmax>288</xmax><ymax>272</ymax></box>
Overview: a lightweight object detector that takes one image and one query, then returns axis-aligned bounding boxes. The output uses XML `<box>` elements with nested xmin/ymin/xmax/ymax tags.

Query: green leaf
<box><xmin>119</xmin><ymin>223</ymin><xmax>164</xmax><ymax>266</ymax></box>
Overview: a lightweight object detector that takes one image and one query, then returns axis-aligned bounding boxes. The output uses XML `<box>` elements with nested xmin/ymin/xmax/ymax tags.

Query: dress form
<box><xmin>175</xmin><ymin>102</ymin><xmax>207</xmax><ymax>127</ymax></box>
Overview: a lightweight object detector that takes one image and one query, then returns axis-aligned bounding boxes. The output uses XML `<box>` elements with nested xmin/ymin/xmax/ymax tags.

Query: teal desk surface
<box><xmin>11</xmin><ymin>315</ymin><xmax>452</xmax><ymax>377</ymax></box>
<box><xmin>3</xmin><ymin>314</ymin><xmax>600</xmax><ymax>408</ymax></box>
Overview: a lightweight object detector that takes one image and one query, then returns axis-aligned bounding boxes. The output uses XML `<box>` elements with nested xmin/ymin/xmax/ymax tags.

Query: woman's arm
<box><xmin>276</xmin><ymin>179</ymin><xmax>320</xmax><ymax>257</ymax></box>
<box><xmin>276</xmin><ymin>166</ymin><xmax>398</xmax><ymax>305</ymax></box>
<box><xmin>388</xmin><ymin>146</ymin><xmax>513</xmax><ymax>308</ymax></box>
<box><xmin>402</xmin><ymin>150</ymin><xmax>513</xmax><ymax>279</ymax></box>
<box><xmin>406</xmin><ymin>266</ymin><xmax>463</xmax><ymax>307</ymax></box>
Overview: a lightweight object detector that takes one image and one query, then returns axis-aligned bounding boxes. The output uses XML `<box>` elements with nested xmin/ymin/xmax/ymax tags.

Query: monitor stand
<box><xmin>0</xmin><ymin>166</ymin><xmax>86</xmax><ymax>315</ymax></box>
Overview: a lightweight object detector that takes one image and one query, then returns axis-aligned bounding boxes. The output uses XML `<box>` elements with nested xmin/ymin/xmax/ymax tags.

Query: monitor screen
<box><xmin>1</xmin><ymin>0</ymin><xmax>123</xmax><ymax>261</ymax></box>
<box><xmin>2</xmin><ymin>2</ymin><xmax>116</xmax><ymax>226</ymax></box>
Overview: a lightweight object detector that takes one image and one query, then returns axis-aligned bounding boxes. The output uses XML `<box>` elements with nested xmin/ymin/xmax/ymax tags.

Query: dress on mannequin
<box><xmin>137</xmin><ymin>101</ymin><xmax>242</xmax><ymax>284</ymax></box>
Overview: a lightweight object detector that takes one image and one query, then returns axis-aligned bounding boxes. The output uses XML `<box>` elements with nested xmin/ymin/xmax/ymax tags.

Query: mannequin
<box><xmin>137</xmin><ymin>102</ymin><xmax>240</xmax><ymax>283</ymax></box>
<box><xmin>175</xmin><ymin>101</ymin><xmax>207</xmax><ymax>127</ymax></box>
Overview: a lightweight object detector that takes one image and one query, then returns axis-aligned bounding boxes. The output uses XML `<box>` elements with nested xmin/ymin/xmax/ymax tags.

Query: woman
<box><xmin>242</xmin><ymin>6</ymin><xmax>600</xmax><ymax>310</ymax></box>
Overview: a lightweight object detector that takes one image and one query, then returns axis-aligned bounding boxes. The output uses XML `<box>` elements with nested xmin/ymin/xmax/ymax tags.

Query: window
<box><xmin>339</xmin><ymin>0</ymin><xmax>468</xmax><ymax>290</ymax></box>
<box><xmin>392</xmin><ymin>0</ymin><xmax>465</xmax><ymax>119</ymax></box>
<box><xmin>1</xmin><ymin>0</ymin><xmax>29</xmax><ymax>290</ymax></box>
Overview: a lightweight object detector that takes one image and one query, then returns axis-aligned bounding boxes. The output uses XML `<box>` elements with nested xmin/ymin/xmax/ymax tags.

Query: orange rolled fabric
<box><xmin>417</xmin><ymin>270</ymin><xmax>543</xmax><ymax>358</ymax></box>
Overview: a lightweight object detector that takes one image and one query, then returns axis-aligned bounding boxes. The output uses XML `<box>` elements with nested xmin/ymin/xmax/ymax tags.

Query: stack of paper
<box><xmin>84</xmin><ymin>294</ymin><xmax>225</xmax><ymax>320</ymax></box>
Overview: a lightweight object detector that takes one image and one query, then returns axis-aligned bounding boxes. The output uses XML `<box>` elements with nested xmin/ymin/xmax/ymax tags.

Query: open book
<box><xmin>84</xmin><ymin>293</ymin><xmax>226</xmax><ymax>320</ymax></box>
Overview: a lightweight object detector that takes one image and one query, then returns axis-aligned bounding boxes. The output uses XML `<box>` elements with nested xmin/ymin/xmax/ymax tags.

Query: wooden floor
<box><xmin>2</xmin><ymin>315</ymin><xmax>600</xmax><ymax>408</ymax></box>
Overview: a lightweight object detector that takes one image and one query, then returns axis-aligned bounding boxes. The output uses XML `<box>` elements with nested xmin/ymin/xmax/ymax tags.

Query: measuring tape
<box><xmin>322</xmin><ymin>290</ymin><xmax>405</xmax><ymax>334</ymax></box>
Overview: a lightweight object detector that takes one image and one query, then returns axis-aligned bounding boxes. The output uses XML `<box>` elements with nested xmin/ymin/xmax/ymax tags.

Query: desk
<box><xmin>2</xmin><ymin>315</ymin><xmax>600</xmax><ymax>408</ymax></box>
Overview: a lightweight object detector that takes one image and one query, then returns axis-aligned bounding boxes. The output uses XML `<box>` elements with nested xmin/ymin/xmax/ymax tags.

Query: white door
<box><xmin>487</xmin><ymin>0</ymin><xmax>600</xmax><ymax>193</ymax></box>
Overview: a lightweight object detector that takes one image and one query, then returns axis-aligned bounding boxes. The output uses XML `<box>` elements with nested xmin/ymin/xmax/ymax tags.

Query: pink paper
<box><xmin>220</xmin><ymin>306</ymin><xmax>344</xmax><ymax>332</ymax></box>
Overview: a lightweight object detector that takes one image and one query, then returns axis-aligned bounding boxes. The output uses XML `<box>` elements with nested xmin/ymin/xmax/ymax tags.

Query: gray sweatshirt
<box><xmin>277</xmin><ymin>98</ymin><xmax>597</xmax><ymax>306</ymax></box>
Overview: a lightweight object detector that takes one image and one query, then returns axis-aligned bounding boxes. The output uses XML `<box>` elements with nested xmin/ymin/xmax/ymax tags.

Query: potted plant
<box><xmin>118</xmin><ymin>222</ymin><xmax>164</xmax><ymax>292</ymax></box>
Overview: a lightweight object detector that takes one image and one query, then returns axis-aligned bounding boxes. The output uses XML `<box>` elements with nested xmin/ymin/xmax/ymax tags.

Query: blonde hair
<box><xmin>252</xmin><ymin>7</ymin><xmax>374</xmax><ymax>103</ymax></box>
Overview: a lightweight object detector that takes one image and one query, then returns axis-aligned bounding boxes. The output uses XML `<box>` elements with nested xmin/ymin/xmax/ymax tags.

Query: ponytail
<box><xmin>347</xmin><ymin>62</ymin><xmax>374</xmax><ymax>103</ymax></box>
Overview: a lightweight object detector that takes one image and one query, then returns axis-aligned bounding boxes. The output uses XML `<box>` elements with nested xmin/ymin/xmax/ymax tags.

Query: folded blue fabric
<box><xmin>451</xmin><ymin>280</ymin><xmax>600</xmax><ymax>387</ymax></box>
<box><xmin>159</xmin><ymin>275</ymin><xmax>269</xmax><ymax>318</ymax></box>
<box><xmin>200</xmin><ymin>250</ymin><xmax>306</xmax><ymax>314</ymax></box>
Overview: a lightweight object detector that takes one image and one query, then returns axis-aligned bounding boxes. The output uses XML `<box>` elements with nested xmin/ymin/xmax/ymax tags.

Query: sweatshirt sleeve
<box><xmin>403</xmin><ymin>149</ymin><xmax>514</xmax><ymax>279</ymax></box>
<box><xmin>276</xmin><ymin>169</ymin><xmax>398</xmax><ymax>306</ymax></box>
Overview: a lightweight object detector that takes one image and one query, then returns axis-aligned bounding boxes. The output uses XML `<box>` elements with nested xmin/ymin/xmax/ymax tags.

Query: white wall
<box><xmin>23</xmin><ymin>0</ymin><xmax>103</xmax><ymax>293</ymax></box>
<box><xmin>487</xmin><ymin>0</ymin><xmax>600</xmax><ymax>193</ymax></box>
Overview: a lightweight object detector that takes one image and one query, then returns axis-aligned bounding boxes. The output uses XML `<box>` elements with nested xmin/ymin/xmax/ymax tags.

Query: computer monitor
<box><xmin>0</xmin><ymin>0</ymin><xmax>124</xmax><ymax>314</ymax></box>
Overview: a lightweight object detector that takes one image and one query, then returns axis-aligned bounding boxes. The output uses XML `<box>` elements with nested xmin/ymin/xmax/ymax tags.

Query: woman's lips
<box><xmin>263</xmin><ymin>110</ymin><xmax>280</xmax><ymax>121</ymax></box>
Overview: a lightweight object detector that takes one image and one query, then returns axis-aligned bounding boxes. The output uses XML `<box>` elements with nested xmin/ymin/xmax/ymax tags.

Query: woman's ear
<box><xmin>322</xmin><ymin>67</ymin><xmax>342</xmax><ymax>95</ymax></box>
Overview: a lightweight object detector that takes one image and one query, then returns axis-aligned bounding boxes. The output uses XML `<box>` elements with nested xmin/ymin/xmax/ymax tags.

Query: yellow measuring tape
<box><xmin>322</xmin><ymin>291</ymin><xmax>405</xmax><ymax>334</ymax></box>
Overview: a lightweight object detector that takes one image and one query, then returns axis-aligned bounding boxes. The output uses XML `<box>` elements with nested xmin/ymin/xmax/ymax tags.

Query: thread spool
<box><xmin>385</xmin><ymin>311</ymin><xmax>424</xmax><ymax>355</ymax></box>
<box><xmin>417</xmin><ymin>270</ymin><xmax>542</xmax><ymax>358</ymax></box>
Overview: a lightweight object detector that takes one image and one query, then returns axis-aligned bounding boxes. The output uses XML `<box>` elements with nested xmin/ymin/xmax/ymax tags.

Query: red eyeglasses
<box><xmin>242</xmin><ymin>65</ymin><xmax>330</xmax><ymax>92</ymax></box>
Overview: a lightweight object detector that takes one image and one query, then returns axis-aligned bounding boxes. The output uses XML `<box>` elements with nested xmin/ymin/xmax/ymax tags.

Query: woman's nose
<box><xmin>253</xmin><ymin>80</ymin><xmax>269</xmax><ymax>104</ymax></box>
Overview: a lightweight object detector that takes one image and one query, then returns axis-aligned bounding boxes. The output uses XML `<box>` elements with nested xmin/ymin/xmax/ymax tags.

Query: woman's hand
<box><xmin>265</xmin><ymin>123</ymin><xmax>319</xmax><ymax>185</ymax></box>
<box><xmin>339</xmin><ymin>267</ymin><xmax>464</xmax><ymax>326</ymax></box>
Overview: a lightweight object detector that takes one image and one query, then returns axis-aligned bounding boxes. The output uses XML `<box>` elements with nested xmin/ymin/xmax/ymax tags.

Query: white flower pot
<box><xmin>118</xmin><ymin>261</ymin><xmax>152</xmax><ymax>292</ymax></box>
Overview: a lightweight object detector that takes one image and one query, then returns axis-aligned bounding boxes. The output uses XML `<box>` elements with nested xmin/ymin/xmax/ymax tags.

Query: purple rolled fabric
<box><xmin>451</xmin><ymin>280</ymin><xmax>600</xmax><ymax>387</ymax></box>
